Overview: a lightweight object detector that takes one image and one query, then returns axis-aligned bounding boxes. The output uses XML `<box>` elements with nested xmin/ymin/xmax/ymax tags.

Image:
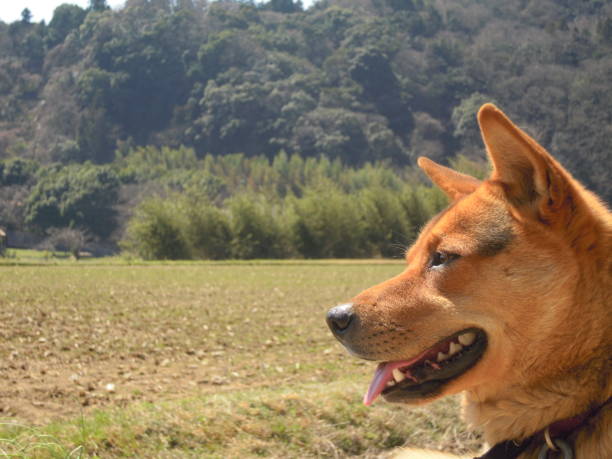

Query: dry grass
<box><xmin>0</xmin><ymin>260</ymin><xmax>482</xmax><ymax>457</ymax></box>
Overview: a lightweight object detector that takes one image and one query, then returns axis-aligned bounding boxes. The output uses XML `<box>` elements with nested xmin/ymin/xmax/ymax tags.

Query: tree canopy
<box><xmin>0</xmin><ymin>0</ymin><xmax>610</xmax><ymax>255</ymax></box>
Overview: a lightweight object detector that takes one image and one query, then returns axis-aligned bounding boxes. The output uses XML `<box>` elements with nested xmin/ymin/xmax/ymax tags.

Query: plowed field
<box><xmin>0</xmin><ymin>261</ymin><xmax>481</xmax><ymax>457</ymax></box>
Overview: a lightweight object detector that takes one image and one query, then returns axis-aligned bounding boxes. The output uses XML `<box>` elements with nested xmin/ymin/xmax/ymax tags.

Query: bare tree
<box><xmin>44</xmin><ymin>227</ymin><xmax>89</xmax><ymax>260</ymax></box>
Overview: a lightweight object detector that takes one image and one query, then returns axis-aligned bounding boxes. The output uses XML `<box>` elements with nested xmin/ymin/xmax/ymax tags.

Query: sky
<box><xmin>0</xmin><ymin>1</ymin><xmax>317</xmax><ymax>24</ymax></box>
<box><xmin>0</xmin><ymin>1</ymin><xmax>126</xmax><ymax>23</ymax></box>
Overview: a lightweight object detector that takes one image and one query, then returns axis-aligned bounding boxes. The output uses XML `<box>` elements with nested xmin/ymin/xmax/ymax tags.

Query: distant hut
<box><xmin>0</xmin><ymin>228</ymin><xmax>6</xmax><ymax>255</ymax></box>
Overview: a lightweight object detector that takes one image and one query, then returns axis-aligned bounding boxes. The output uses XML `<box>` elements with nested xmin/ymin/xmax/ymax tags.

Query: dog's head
<box><xmin>327</xmin><ymin>104</ymin><xmax>605</xmax><ymax>406</ymax></box>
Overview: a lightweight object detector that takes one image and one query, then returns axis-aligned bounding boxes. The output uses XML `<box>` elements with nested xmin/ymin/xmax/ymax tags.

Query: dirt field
<box><xmin>0</xmin><ymin>261</ymin><xmax>482</xmax><ymax>457</ymax></box>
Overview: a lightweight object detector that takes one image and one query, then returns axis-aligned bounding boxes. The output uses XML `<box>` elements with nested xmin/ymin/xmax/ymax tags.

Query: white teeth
<box><xmin>449</xmin><ymin>342</ymin><xmax>463</xmax><ymax>356</ymax></box>
<box><xmin>392</xmin><ymin>368</ymin><xmax>406</xmax><ymax>383</ymax></box>
<box><xmin>437</xmin><ymin>351</ymin><xmax>449</xmax><ymax>362</ymax></box>
<box><xmin>387</xmin><ymin>380</ymin><xmax>396</xmax><ymax>387</ymax></box>
<box><xmin>458</xmin><ymin>332</ymin><xmax>476</xmax><ymax>346</ymax></box>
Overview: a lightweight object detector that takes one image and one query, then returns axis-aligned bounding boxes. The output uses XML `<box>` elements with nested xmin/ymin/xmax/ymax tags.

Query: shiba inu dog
<box><xmin>327</xmin><ymin>104</ymin><xmax>611</xmax><ymax>458</ymax></box>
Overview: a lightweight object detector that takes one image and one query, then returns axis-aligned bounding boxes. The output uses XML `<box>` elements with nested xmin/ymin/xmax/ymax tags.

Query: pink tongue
<box><xmin>363</xmin><ymin>360</ymin><xmax>417</xmax><ymax>406</ymax></box>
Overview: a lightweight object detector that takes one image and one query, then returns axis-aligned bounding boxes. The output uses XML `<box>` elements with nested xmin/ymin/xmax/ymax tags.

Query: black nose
<box><xmin>326</xmin><ymin>303</ymin><xmax>354</xmax><ymax>336</ymax></box>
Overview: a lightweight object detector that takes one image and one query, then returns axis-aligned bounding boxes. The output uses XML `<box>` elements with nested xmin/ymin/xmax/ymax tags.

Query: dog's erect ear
<box><xmin>417</xmin><ymin>157</ymin><xmax>481</xmax><ymax>200</ymax></box>
<box><xmin>478</xmin><ymin>104</ymin><xmax>571</xmax><ymax>216</ymax></box>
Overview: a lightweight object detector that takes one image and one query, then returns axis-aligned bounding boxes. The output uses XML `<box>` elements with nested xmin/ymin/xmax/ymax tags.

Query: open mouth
<box><xmin>363</xmin><ymin>328</ymin><xmax>487</xmax><ymax>405</ymax></box>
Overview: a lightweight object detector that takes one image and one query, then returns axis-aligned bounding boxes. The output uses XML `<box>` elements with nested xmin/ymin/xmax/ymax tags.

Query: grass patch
<box><xmin>0</xmin><ymin>422</ymin><xmax>83</xmax><ymax>458</ymax></box>
<box><xmin>1</xmin><ymin>381</ymin><xmax>481</xmax><ymax>458</ymax></box>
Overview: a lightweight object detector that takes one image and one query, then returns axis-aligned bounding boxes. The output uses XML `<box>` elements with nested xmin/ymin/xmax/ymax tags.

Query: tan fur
<box><xmin>333</xmin><ymin>104</ymin><xmax>612</xmax><ymax>458</ymax></box>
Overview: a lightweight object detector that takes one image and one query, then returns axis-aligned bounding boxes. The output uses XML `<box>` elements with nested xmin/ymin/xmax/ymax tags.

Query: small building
<box><xmin>0</xmin><ymin>228</ymin><xmax>6</xmax><ymax>254</ymax></box>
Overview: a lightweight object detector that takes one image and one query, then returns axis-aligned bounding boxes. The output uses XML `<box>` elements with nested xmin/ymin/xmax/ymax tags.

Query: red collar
<box><xmin>476</xmin><ymin>397</ymin><xmax>611</xmax><ymax>459</ymax></box>
<box><xmin>543</xmin><ymin>398</ymin><xmax>607</xmax><ymax>439</ymax></box>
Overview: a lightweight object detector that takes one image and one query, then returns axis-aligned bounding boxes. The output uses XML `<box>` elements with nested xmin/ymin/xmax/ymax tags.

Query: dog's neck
<box><xmin>463</xmin><ymin>207</ymin><xmax>612</xmax><ymax>447</ymax></box>
<box><xmin>462</xmin><ymin>354</ymin><xmax>612</xmax><ymax>445</ymax></box>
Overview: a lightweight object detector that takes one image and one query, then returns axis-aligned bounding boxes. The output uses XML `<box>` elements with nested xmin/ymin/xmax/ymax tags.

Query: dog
<box><xmin>326</xmin><ymin>104</ymin><xmax>611</xmax><ymax>458</ymax></box>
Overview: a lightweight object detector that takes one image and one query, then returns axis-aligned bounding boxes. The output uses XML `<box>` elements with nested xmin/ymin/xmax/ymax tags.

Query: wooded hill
<box><xmin>0</xmin><ymin>0</ymin><xmax>610</xmax><ymax>256</ymax></box>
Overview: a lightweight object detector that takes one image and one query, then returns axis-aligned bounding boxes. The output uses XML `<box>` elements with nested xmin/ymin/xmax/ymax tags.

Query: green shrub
<box><xmin>228</xmin><ymin>195</ymin><xmax>287</xmax><ymax>259</ymax></box>
<box><xmin>360</xmin><ymin>187</ymin><xmax>413</xmax><ymax>258</ymax></box>
<box><xmin>122</xmin><ymin>197</ymin><xmax>190</xmax><ymax>260</ymax></box>
<box><xmin>24</xmin><ymin>164</ymin><xmax>119</xmax><ymax>237</ymax></box>
<box><xmin>288</xmin><ymin>188</ymin><xmax>369</xmax><ymax>258</ymax></box>
<box><xmin>182</xmin><ymin>199</ymin><xmax>232</xmax><ymax>260</ymax></box>
<box><xmin>118</xmin><ymin>152</ymin><xmax>447</xmax><ymax>260</ymax></box>
<box><xmin>0</xmin><ymin>158</ymin><xmax>39</xmax><ymax>186</ymax></box>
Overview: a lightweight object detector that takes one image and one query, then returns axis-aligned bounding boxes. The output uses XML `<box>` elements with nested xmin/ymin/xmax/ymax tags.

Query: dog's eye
<box><xmin>430</xmin><ymin>251</ymin><xmax>458</xmax><ymax>268</ymax></box>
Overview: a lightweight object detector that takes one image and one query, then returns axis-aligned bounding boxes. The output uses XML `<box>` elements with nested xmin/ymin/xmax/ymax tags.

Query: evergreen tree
<box><xmin>21</xmin><ymin>8</ymin><xmax>32</xmax><ymax>24</ymax></box>
<box><xmin>89</xmin><ymin>0</ymin><xmax>109</xmax><ymax>12</ymax></box>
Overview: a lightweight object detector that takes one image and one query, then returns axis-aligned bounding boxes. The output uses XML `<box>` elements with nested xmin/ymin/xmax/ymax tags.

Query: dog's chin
<box><xmin>363</xmin><ymin>328</ymin><xmax>488</xmax><ymax>406</ymax></box>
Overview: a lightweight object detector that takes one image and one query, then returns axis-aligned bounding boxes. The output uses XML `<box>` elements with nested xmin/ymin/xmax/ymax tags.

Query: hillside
<box><xmin>0</xmin><ymin>0</ymin><xmax>611</xmax><ymax>253</ymax></box>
